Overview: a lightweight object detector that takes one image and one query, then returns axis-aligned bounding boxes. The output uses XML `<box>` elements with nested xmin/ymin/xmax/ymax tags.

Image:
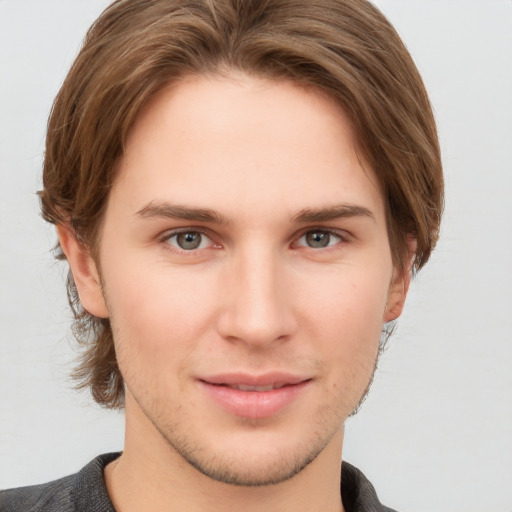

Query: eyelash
<box><xmin>159</xmin><ymin>228</ymin><xmax>218</xmax><ymax>255</ymax></box>
<box><xmin>295</xmin><ymin>230</ymin><xmax>349</xmax><ymax>250</ymax></box>
<box><xmin>158</xmin><ymin>227</ymin><xmax>350</xmax><ymax>255</ymax></box>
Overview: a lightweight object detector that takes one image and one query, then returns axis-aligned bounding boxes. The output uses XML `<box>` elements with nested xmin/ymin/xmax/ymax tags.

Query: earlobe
<box><xmin>383</xmin><ymin>270</ymin><xmax>410</xmax><ymax>322</ymax></box>
<box><xmin>383</xmin><ymin>237</ymin><xmax>416</xmax><ymax>323</ymax></box>
<box><xmin>56</xmin><ymin>224</ymin><xmax>109</xmax><ymax>318</ymax></box>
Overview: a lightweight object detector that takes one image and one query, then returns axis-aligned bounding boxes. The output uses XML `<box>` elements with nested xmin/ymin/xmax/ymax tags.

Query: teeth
<box><xmin>227</xmin><ymin>384</ymin><xmax>285</xmax><ymax>391</ymax></box>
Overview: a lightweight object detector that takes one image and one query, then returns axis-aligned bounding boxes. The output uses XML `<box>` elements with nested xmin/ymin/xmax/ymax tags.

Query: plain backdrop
<box><xmin>1</xmin><ymin>1</ymin><xmax>511</xmax><ymax>511</ymax></box>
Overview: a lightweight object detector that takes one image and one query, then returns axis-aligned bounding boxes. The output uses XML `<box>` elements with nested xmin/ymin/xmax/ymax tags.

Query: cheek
<box><xmin>297</xmin><ymin>265</ymin><xmax>390</xmax><ymax>381</ymax></box>
<box><xmin>102</xmin><ymin>258</ymin><xmax>219</xmax><ymax>366</ymax></box>
<box><xmin>299</xmin><ymin>265</ymin><xmax>390</xmax><ymax>336</ymax></box>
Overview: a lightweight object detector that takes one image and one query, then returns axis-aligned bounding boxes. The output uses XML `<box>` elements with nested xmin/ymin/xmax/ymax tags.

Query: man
<box><xmin>0</xmin><ymin>0</ymin><xmax>443</xmax><ymax>511</ymax></box>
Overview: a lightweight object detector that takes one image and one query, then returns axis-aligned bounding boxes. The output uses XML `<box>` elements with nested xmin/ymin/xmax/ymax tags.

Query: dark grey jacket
<box><xmin>0</xmin><ymin>453</ymin><xmax>397</xmax><ymax>511</ymax></box>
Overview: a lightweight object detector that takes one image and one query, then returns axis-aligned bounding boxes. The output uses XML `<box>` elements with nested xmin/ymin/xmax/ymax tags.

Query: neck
<box><xmin>104</xmin><ymin>398</ymin><xmax>345</xmax><ymax>512</ymax></box>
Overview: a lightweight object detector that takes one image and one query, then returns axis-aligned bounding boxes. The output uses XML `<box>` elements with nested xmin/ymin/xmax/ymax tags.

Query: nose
<box><xmin>216</xmin><ymin>247</ymin><xmax>297</xmax><ymax>347</ymax></box>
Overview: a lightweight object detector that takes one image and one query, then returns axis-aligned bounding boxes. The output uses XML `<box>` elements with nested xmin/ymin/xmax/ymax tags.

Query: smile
<box><xmin>198</xmin><ymin>374</ymin><xmax>312</xmax><ymax>419</ymax></box>
<box><xmin>222</xmin><ymin>383</ymin><xmax>288</xmax><ymax>392</ymax></box>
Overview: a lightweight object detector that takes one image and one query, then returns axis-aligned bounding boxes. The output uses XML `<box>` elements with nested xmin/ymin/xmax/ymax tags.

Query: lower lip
<box><xmin>199</xmin><ymin>381</ymin><xmax>311</xmax><ymax>419</ymax></box>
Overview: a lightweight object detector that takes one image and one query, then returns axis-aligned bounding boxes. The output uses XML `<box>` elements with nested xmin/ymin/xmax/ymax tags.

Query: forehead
<box><xmin>112</xmin><ymin>74</ymin><xmax>384</xmax><ymax>222</ymax></box>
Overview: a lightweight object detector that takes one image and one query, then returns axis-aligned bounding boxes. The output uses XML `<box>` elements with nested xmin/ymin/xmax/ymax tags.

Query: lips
<box><xmin>198</xmin><ymin>373</ymin><xmax>311</xmax><ymax>419</ymax></box>
<box><xmin>224</xmin><ymin>383</ymin><xmax>288</xmax><ymax>391</ymax></box>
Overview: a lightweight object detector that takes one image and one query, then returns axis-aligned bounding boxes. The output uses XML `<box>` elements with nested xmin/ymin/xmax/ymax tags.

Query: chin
<box><xmin>181</xmin><ymin>445</ymin><xmax>322</xmax><ymax>487</ymax></box>
<box><xmin>159</xmin><ymin>421</ymin><xmax>339</xmax><ymax>487</ymax></box>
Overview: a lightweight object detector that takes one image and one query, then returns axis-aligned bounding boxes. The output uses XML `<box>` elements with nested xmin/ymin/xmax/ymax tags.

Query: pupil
<box><xmin>306</xmin><ymin>231</ymin><xmax>330</xmax><ymax>248</ymax></box>
<box><xmin>177</xmin><ymin>232</ymin><xmax>201</xmax><ymax>250</ymax></box>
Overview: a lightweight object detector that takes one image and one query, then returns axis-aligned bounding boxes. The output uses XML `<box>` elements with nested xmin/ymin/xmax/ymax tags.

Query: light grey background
<box><xmin>1</xmin><ymin>1</ymin><xmax>511</xmax><ymax>510</ymax></box>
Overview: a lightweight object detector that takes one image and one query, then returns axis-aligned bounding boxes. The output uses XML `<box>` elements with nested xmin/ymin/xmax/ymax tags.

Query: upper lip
<box><xmin>199</xmin><ymin>372</ymin><xmax>311</xmax><ymax>387</ymax></box>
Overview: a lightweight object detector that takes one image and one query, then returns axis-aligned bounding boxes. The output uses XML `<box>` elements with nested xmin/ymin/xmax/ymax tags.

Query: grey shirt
<box><xmin>0</xmin><ymin>453</ymin><xmax>397</xmax><ymax>511</ymax></box>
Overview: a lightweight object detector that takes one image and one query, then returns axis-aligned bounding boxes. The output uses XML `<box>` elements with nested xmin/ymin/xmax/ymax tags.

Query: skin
<box><xmin>58</xmin><ymin>74</ymin><xmax>412</xmax><ymax>512</ymax></box>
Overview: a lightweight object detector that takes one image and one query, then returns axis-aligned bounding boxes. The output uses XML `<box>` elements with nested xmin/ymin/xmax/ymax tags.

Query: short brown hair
<box><xmin>40</xmin><ymin>0</ymin><xmax>443</xmax><ymax>408</ymax></box>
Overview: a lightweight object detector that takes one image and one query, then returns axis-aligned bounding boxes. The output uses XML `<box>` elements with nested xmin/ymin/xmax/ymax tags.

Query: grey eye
<box><xmin>164</xmin><ymin>230</ymin><xmax>216</xmax><ymax>253</ymax></box>
<box><xmin>176</xmin><ymin>232</ymin><xmax>203</xmax><ymax>250</ymax></box>
<box><xmin>305</xmin><ymin>231</ymin><xmax>332</xmax><ymax>248</ymax></box>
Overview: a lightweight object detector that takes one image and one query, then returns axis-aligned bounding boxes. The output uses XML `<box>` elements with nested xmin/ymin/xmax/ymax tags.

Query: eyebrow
<box><xmin>136</xmin><ymin>202</ymin><xmax>228</xmax><ymax>224</ymax></box>
<box><xmin>292</xmin><ymin>204</ymin><xmax>375</xmax><ymax>223</ymax></box>
<box><xmin>136</xmin><ymin>201</ymin><xmax>375</xmax><ymax>225</ymax></box>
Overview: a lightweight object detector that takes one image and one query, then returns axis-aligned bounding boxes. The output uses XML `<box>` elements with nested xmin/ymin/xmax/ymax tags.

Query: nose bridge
<box><xmin>217</xmin><ymin>242</ymin><xmax>295</xmax><ymax>346</ymax></box>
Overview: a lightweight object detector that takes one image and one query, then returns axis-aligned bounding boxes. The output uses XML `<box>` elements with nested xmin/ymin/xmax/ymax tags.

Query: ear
<box><xmin>383</xmin><ymin>236</ymin><xmax>417</xmax><ymax>323</ymax></box>
<box><xmin>56</xmin><ymin>224</ymin><xmax>109</xmax><ymax>318</ymax></box>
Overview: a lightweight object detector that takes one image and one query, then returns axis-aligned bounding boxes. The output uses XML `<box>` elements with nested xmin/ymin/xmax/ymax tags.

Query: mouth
<box><xmin>212</xmin><ymin>383</ymin><xmax>292</xmax><ymax>392</ymax></box>
<box><xmin>198</xmin><ymin>373</ymin><xmax>312</xmax><ymax>419</ymax></box>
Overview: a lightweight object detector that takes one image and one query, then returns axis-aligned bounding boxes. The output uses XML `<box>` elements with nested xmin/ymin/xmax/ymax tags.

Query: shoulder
<box><xmin>341</xmin><ymin>461</ymin><xmax>399</xmax><ymax>512</ymax></box>
<box><xmin>0</xmin><ymin>452</ymin><xmax>120</xmax><ymax>512</ymax></box>
<box><xmin>0</xmin><ymin>474</ymin><xmax>76</xmax><ymax>512</ymax></box>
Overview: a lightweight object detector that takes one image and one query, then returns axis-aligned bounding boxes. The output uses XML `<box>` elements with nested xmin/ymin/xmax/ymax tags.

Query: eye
<box><xmin>164</xmin><ymin>230</ymin><xmax>213</xmax><ymax>251</ymax></box>
<box><xmin>296</xmin><ymin>230</ymin><xmax>343</xmax><ymax>249</ymax></box>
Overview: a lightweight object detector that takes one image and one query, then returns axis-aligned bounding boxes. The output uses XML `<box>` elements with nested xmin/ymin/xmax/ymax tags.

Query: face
<box><xmin>64</xmin><ymin>74</ymin><xmax>409</xmax><ymax>486</ymax></box>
